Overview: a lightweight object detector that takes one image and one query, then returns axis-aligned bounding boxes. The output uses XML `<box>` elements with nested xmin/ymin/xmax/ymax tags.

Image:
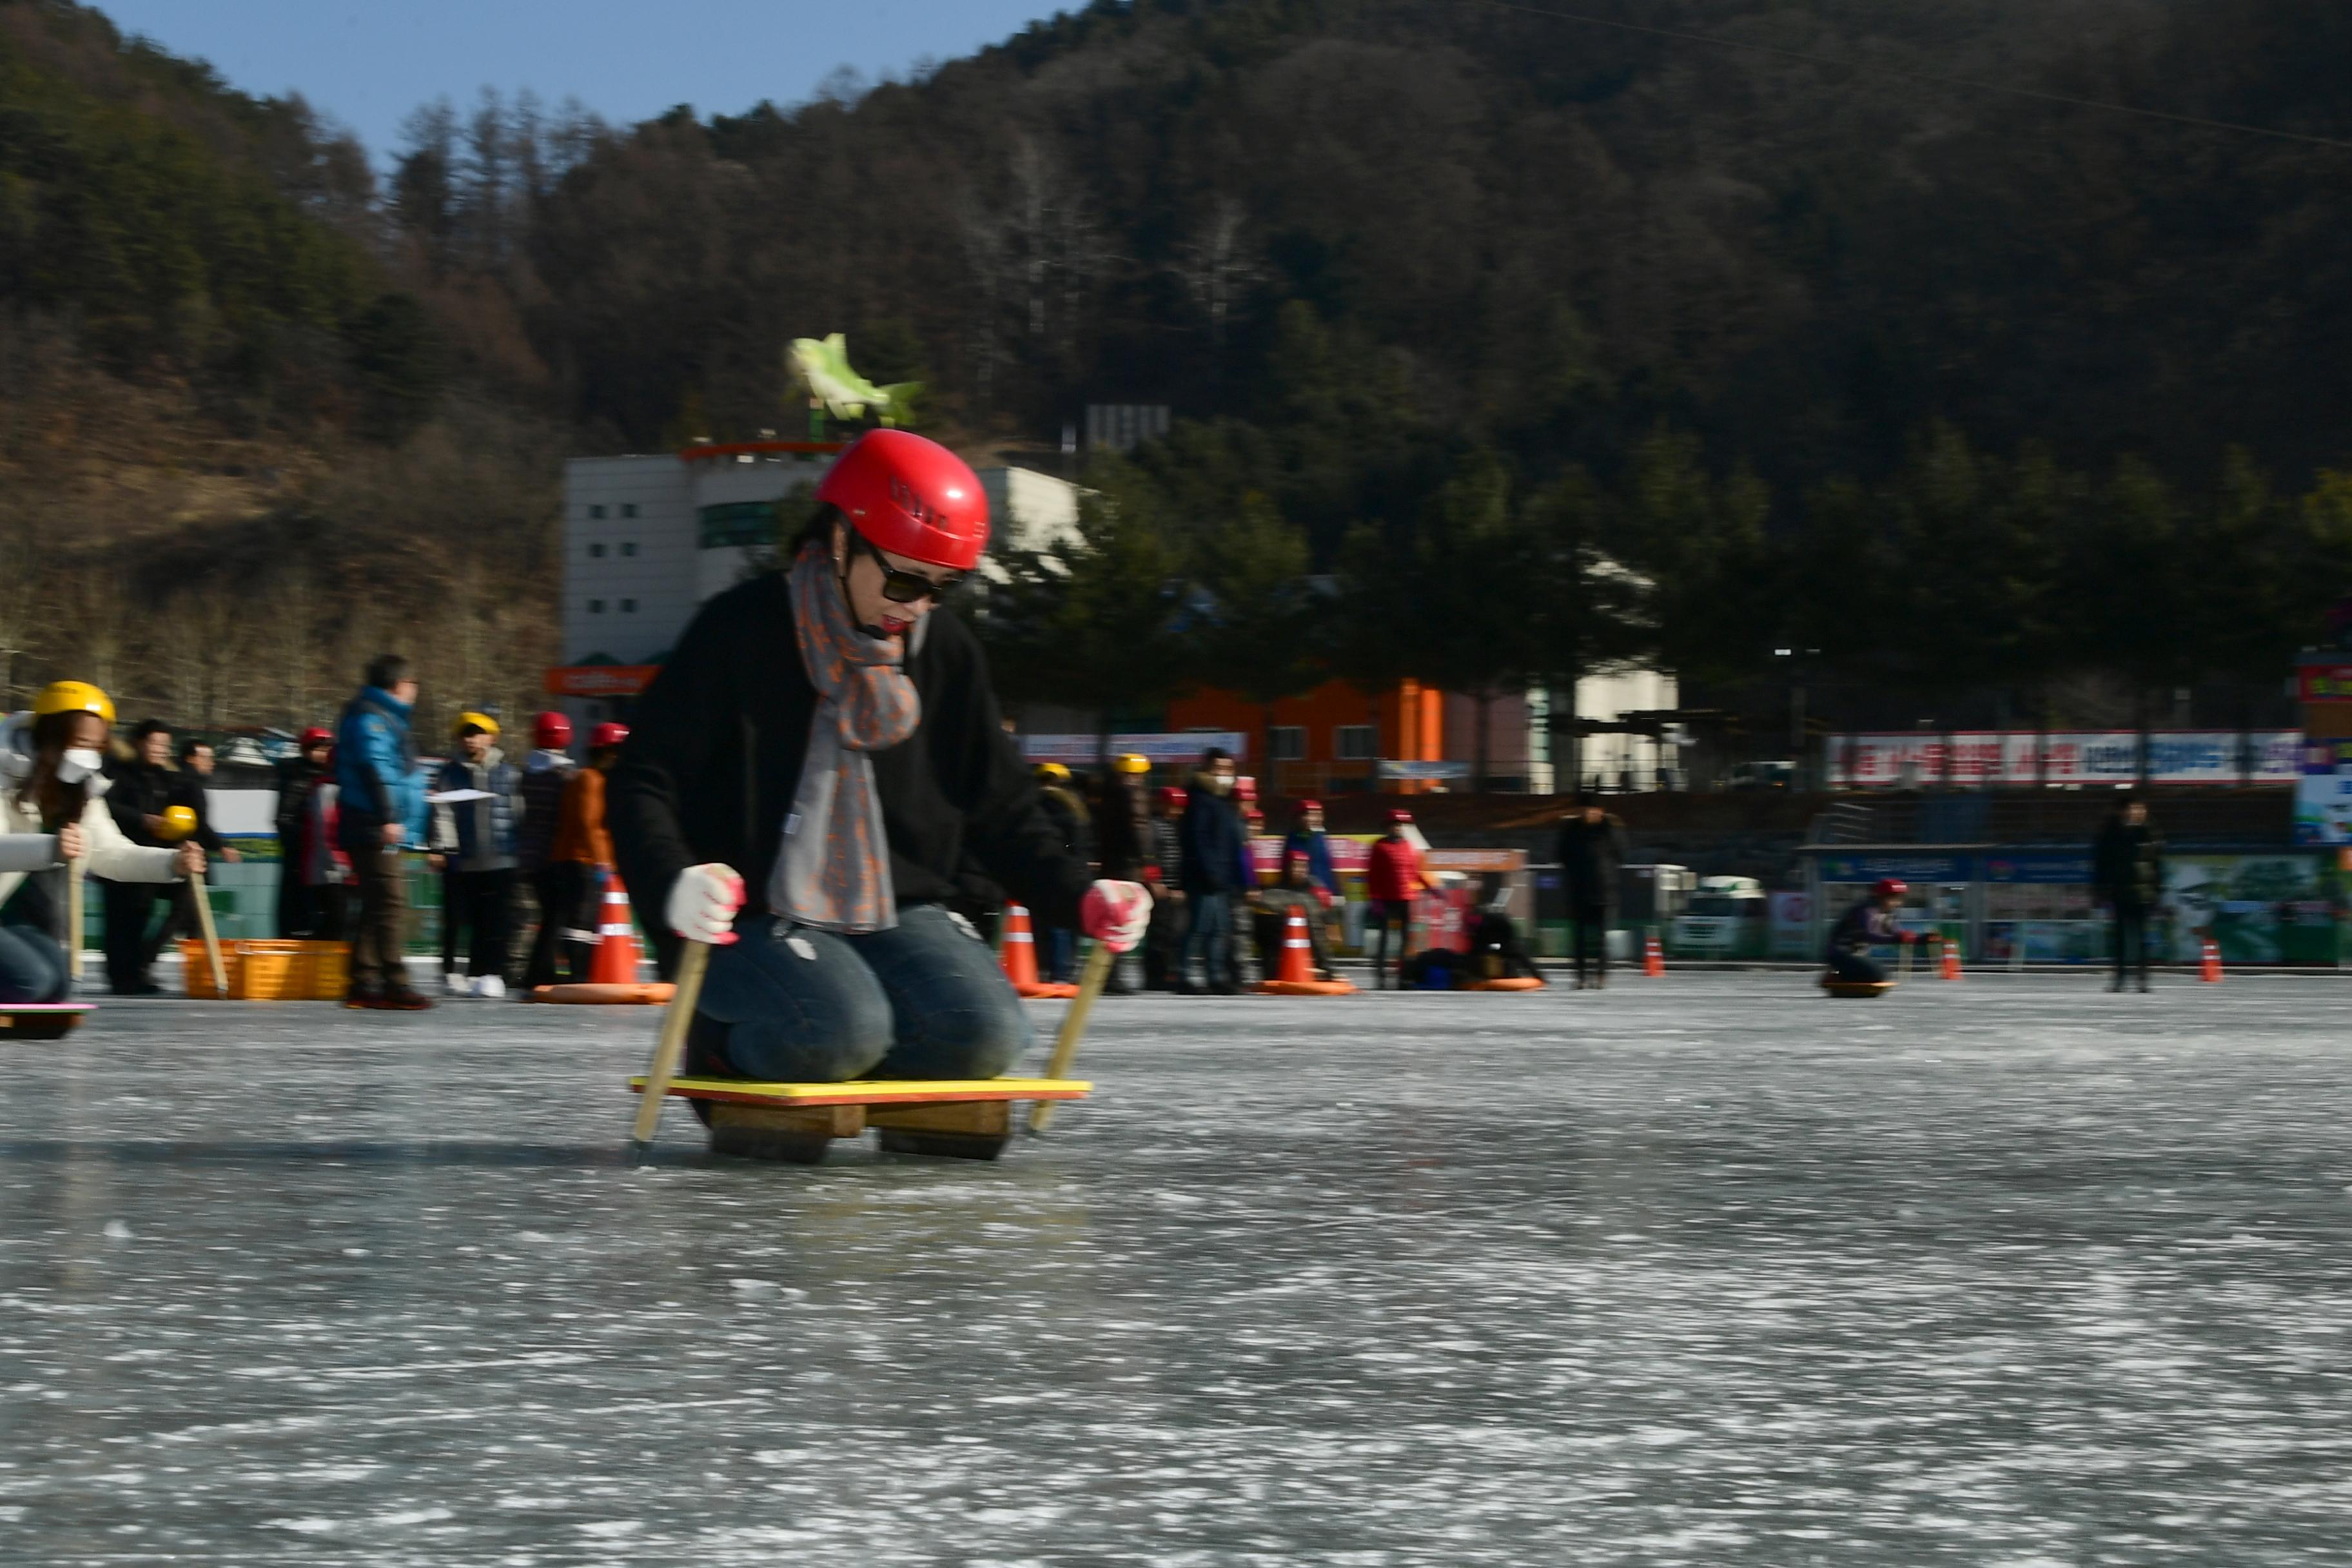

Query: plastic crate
<box><xmin>181</xmin><ymin>940</ymin><xmax>354</xmax><ymax>1000</ymax></box>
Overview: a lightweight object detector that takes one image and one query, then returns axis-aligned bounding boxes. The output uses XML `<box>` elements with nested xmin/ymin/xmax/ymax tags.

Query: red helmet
<box><xmin>1234</xmin><ymin>776</ymin><xmax>1257</xmax><ymax>800</ymax></box>
<box><xmin>815</xmin><ymin>429</ymin><xmax>989</xmax><ymax>572</ymax></box>
<box><xmin>1297</xmin><ymin>798</ymin><xmax>1323</xmax><ymax>813</ymax></box>
<box><xmin>590</xmin><ymin>721</ymin><xmax>631</xmax><ymax>750</ymax></box>
<box><xmin>298</xmin><ymin>726</ymin><xmax>331</xmax><ymax>749</ymax></box>
<box><xmin>1387</xmin><ymin>807</ymin><xmax>1413</xmax><ymax>823</ymax></box>
<box><xmin>534</xmin><ymin>711</ymin><xmax>574</xmax><ymax>749</ymax></box>
<box><xmin>1157</xmin><ymin>785</ymin><xmax>1188</xmax><ymax>811</ymax></box>
<box><xmin>1872</xmin><ymin>877</ymin><xmax>1908</xmax><ymax>899</ymax></box>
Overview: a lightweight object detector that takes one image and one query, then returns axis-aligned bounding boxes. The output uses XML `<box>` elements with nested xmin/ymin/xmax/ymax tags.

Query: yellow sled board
<box><xmin>0</xmin><ymin>1003</ymin><xmax>94</xmax><ymax>1040</ymax></box>
<box><xmin>1820</xmin><ymin>979</ymin><xmax>1896</xmax><ymax>999</ymax></box>
<box><xmin>627</xmin><ymin>1075</ymin><xmax>1093</xmax><ymax>1163</ymax></box>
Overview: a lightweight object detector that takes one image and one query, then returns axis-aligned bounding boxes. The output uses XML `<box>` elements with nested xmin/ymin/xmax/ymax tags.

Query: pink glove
<box><xmin>1081</xmin><ymin>880</ymin><xmax>1150</xmax><ymax>953</ymax></box>
<box><xmin>665</xmin><ymin>863</ymin><xmax>745</xmax><ymax>945</ymax></box>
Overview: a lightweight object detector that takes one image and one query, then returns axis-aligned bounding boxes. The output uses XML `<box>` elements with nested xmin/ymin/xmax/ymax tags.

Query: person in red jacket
<box><xmin>1365</xmin><ymin>807</ymin><xmax>1433</xmax><ymax>989</ymax></box>
<box><xmin>607</xmin><ymin>429</ymin><xmax>1148</xmax><ymax>1084</ymax></box>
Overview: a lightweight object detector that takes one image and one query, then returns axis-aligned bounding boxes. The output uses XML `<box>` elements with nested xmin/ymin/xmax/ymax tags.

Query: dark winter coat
<box><xmin>1554</xmin><ymin>812</ymin><xmax>1629</xmax><ymax>912</ymax></box>
<box><xmin>1280</xmin><ymin>827</ymin><xmax>1338</xmax><ymax>897</ymax></box>
<box><xmin>433</xmin><ymin>749</ymin><xmax>522</xmax><ymax>872</ymax></box>
<box><xmin>1038</xmin><ymin>785</ymin><xmax>1093</xmax><ymax>868</ymax></box>
<box><xmin>275</xmin><ymin>756</ymin><xmax>326</xmax><ymax>876</ymax></box>
<box><xmin>514</xmin><ymin>750</ymin><xmax>575</xmax><ymax>873</ymax></box>
<box><xmin>1094</xmin><ymin>775</ymin><xmax>1152</xmax><ymax>882</ymax></box>
<box><xmin>607</xmin><ymin>573</ymin><xmax>1093</xmax><ymax>941</ymax></box>
<box><xmin>2092</xmin><ymin>818</ymin><xmax>2165</xmax><ymax>908</ymax></box>
<box><xmin>1178</xmin><ymin>776</ymin><xmax>1249</xmax><ymax>896</ymax></box>
<box><xmin>335</xmin><ymin>685</ymin><xmax>427</xmax><ymax>848</ymax></box>
<box><xmin>1826</xmin><ymin>897</ymin><xmax>1914</xmax><ymax>961</ymax></box>
<box><xmin>1149</xmin><ymin>816</ymin><xmax>1184</xmax><ymax>888</ymax></box>
<box><xmin>103</xmin><ymin>758</ymin><xmax>175</xmax><ymax>848</ymax></box>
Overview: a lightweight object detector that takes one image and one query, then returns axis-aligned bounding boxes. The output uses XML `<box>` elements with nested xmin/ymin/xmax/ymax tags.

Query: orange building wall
<box><xmin>1165</xmin><ymin>680</ymin><xmax>1444</xmax><ymax>792</ymax></box>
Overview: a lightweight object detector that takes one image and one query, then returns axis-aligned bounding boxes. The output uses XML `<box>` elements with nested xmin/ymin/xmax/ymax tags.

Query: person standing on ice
<box><xmin>1092</xmin><ymin>753</ymin><xmax>1155</xmax><ymax>994</ymax></box>
<box><xmin>608</xmin><ymin>429</ymin><xmax>1147</xmax><ymax>1084</ymax></box>
<box><xmin>1144</xmin><ymin>783</ymin><xmax>1188</xmax><ymax>990</ymax></box>
<box><xmin>2092</xmin><ymin>795</ymin><xmax>2164</xmax><ymax>993</ymax></box>
<box><xmin>0</xmin><ymin>683</ymin><xmax>203</xmax><ymax>1006</ymax></box>
<box><xmin>514</xmin><ymin>712</ymin><xmax>578</xmax><ymax>992</ymax></box>
<box><xmin>1365</xmin><ymin>808</ymin><xmax>1433</xmax><ymax>989</ymax></box>
<box><xmin>97</xmin><ymin>718</ymin><xmax>176</xmax><ymax>995</ymax></box>
<box><xmin>549</xmin><ymin>722</ymin><xmax>628</xmax><ymax>983</ymax></box>
<box><xmin>274</xmin><ymin>727</ymin><xmax>333</xmax><ymax>937</ymax></box>
<box><xmin>1554</xmin><ymin>792</ymin><xmax>1628</xmax><ymax>989</ymax></box>
<box><xmin>1823</xmin><ymin>877</ymin><xmax>1928</xmax><ymax>986</ymax></box>
<box><xmin>1176</xmin><ymin>747</ymin><xmax>1248</xmax><ymax>994</ymax></box>
<box><xmin>335</xmin><ymin>654</ymin><xmax>433</xmax><ymax>1011</ymax></box>
<box><xmin>431</xmin><ymin>713</ymin><xmax>522</xmax><ymax>997</ymax></box>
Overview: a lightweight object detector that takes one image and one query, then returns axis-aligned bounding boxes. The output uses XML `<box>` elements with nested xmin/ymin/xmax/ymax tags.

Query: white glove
<box><xmin>666</xmin><ymin>863</ymin><xmax>745</xmax><ymax>946</ymax></box>
<box><xmin>1081</xmin><ymin>879</ymin><xmax>1151</xmax><ymax>953</ymax></box>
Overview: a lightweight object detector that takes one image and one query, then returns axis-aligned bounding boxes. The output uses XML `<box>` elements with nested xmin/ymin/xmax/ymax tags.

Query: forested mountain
<box><xmin>2</xmin><ymin>0</ymin><xmax>2349</xmax><ymax>746</ymax></box>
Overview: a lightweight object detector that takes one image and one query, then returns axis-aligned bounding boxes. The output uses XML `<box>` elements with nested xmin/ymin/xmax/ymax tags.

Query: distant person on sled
<box><xmin>1823</xmin><ymin>877</ymin><xmax>1928</xmax><ymax>986</ymax></box>
<box><xmin>609</xmin><ymin>429</ymin><xmax>1147</xmax><ymax>1084</ymax></box>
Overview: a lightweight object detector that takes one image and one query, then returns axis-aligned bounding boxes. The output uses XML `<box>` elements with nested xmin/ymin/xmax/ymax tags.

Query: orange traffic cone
<box><xmin>2199</xmin><ymin>936</ymin><xmax>2223</xmax><ymax>983</ymax></box>
<box><xmin>1001</xmin><ymin>905</ymin><xmax>1077</xmax><ymax>999</ymax></box>
<box><xmin>587</xmin><ymin>873</ymin><xmax>642</xmax><ymax>985</ymax></box>
<box><xmin>1643</xmin><ymin>932</ymin><xmax>1665</xmax><ymax>977</ymax></box>
<box><xmin>1940</xmin><ymin>936</ymin><xmax>1963</xmax><ymax>981</ymax></box>
<box><xmin>1254</xmin><ymin>908</ymin><xmax>1353</xmax><ymax>995</ymax></box>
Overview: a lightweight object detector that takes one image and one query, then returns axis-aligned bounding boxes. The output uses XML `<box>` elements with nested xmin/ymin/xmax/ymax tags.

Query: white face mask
<box><xmin>56</xmin><ymin>748</ymin><xmax>104</xmax><ymax>784</ymax></box>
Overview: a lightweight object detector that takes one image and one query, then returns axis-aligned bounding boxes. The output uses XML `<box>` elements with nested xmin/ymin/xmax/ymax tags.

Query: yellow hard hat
<box><xmin>1035</xmin><ymin>761</ymin><xmax>1072</xmax><ymax>784</ymax></box>
<box><xmin>453</xmin><ymin>710</ymin><xmax>500</xmax><ymax>740</ymax></box>
<box><xmin>34</xmin><ymin>680</ymin><xmax>114</xmax><ymax>725</ymax></box>
<box><xmin>1114</xmin><ymin>753</ymin><xmax>1151</xmax><ymax>775</ymax></box>
<box><xmin>158</xmin><ymin>805</ymin><xmax>198</xmax><ymax>843</ymax></box>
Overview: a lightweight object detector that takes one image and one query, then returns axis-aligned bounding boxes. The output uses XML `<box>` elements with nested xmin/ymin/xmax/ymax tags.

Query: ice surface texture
<box><xmin>5</xmin><ymin>975</ymin><xmax>2352</xmax><ymax>1563</ymax></box>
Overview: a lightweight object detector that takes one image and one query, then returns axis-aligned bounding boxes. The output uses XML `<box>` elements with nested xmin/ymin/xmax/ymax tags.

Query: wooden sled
<box><xmin>531</xmin><ymin>982</ymin><xmax>677</xmax><ymax>1006</ymax></box>
<box><xmin>1014</xmin><ymin>981</ymin><xmax>1079</xmax><ymax>999</ymax></box>
<box><xmin>1819</xmin><ymin>977</ymin><xmax>1896</xmax><ymax>999</ymax></box>
<box><xmin>1464</xmin><ymin>976</ymin><xmax>1546</xmax><ymax>992</ymax></box>
<box><xmin>627</xmin><ymin>1075</ymin><xmax>1091</xmax><ymax>1164</ymax></box>
<box><xmin>0</xmin><ymin>1003</ymin><xmax>95</xmax><ymax>1039</ymax></box>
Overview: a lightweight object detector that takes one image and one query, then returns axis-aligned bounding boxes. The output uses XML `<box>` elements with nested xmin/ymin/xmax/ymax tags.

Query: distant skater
<box><xmin>1825</xmin><ymin>877</ymin><xmax>1928</xmax><ymax>986</ymax></box>
<box><xmin>2093</xmin><ymin>794</ymin><xmax>2164</xmax><ymax>992</ymax></box>
<box><xmin>1553</xmin><ymin>792</ymin><xmax>1627</xmax><ymax>989</ymax></box>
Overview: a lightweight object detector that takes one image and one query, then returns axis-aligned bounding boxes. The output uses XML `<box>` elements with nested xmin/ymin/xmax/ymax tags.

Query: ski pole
<box><xmin>1029</xmin><ymin>938</ymin><xmax>1115</xmax><ymax>1135</ymax></box>
<box><xmin>190</xmin><ymin>869</ymin><xmax>228</xmax><ymax>997</ymax></box>
<box><xmin>631</xmin><ymin>939</ymin><xmax>710</xmax><ymax>1156</ymax></box>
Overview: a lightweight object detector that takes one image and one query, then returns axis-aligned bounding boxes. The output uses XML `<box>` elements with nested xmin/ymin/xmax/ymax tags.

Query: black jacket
<box><xmin>2092</xmin><ymin>818</ymin><xmax>2165</xmax><ymax>908</ymax></box>
<box><xmin>1554</xmin><ymin>812</ymin><xmax>1629</xmax><ymax>911</ymax></box>
<box><xmin>166</xmin><ymin>771</ymin><xmax>228</xmax><ymax>856</ymax></box>
<box><xmin>1095</xmin><ymin>775</ymin><xmax>1152</xmax><ymax>882</ymax></box>
<box><xmin>275</xmin><ymin>758</ymin><xmax>324</xmax><ymax>843</ymax></box>
<box><xmin>1178</xmin><ymin>776</ymin><xmax>1248</xmax><ymax>895</ymax></box>
<box><xmin>607</xmin><ymin>574</ymin><xmax>1092</xmax><ymax>941</ymax></box>
<box><xmin>103</xmin><ymin>758</ymin><xmax>175</xmax><ymax>850</ymax></box>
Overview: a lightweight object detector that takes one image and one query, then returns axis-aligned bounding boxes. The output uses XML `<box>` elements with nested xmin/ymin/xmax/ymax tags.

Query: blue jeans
<box><xmin>699</xmin><ymin>905</ymin><xmax>1035</xmax><ymax>1083</ymax></box>
<box><xmin>1179</xmin><ymin>890</ymin><xmax>1236</xmax><ymax>990</ymax></box>
<box><xmin>0</xmin><ymin>922</ymin><xmax>68</xmax><ymax>1006</ymax></box>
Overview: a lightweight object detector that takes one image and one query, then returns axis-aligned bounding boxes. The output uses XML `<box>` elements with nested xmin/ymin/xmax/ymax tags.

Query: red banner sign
<box><xmin>2299</xmin><ymin>665</ymin><xmax>2352</xmax><ymax>703</ymax></box>
<box><xmin>545</xmin><ymin>665</ymin><xmax>656</xmax><ymax>697</ymax></box>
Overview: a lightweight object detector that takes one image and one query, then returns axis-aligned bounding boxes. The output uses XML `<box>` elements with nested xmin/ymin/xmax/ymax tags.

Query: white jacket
<box><xmin>0</xmin><ymin>712</ymin><xmax>179</xmax><ymax>908</ymax></box>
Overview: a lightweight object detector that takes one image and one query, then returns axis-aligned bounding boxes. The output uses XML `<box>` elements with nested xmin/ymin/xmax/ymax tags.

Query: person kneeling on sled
<box><xmin>1825</xmin><ymin>877</ymin><xmax>1927</xmax><ymax>985</ymax></box>
<box><xmin>609</xmin><ymin>429</ymin><xmax>1147</xmax><ymax>1084</ymax></box>
<box><xmin>0</xmin><ymin>683</ymin><xmax>204</xmax><ymax>1006</ymax></box>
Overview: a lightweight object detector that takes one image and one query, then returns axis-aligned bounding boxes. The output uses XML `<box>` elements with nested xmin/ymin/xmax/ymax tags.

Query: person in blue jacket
<box><xmin>335</xmin><ymin>654</ymin><xmax>431</xmax><ymax>1010</ymax></box>
<box><xmin>1281</xmin><ymin>798</ymin><xmax>1339</xmax><ymax>900</ymax></box>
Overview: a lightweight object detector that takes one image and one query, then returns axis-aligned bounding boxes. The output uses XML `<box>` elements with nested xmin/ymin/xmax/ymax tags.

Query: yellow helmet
<box><xmin>1114</xmin><ymin>753</ymin><xmax>1151</xmax><ymax>775</ymax></box>
<box><xmin>34</xmin><ymin>680</ymin><xmax>114</xmax><ymax>725</ymax></box>
<box><xmin>453</xmin><ymin>710</ymin><xmax>500</xmax><ymax>740</ymax></box>
<box><xmin>158</xmin><ymin>805</ymin><xmax>199</xmax><ymax>843</ymax></box>
<box><xmin>1034</xmin><ymin>761</ymin><xmax>1072</xmax><ymax>784</ymax></box>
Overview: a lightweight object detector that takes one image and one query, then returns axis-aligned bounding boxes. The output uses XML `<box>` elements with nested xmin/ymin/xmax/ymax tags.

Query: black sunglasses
<box><xmin>850</xmin><ymin>532</ymin><xmax>964</xmax><ymax>604</ymax></box>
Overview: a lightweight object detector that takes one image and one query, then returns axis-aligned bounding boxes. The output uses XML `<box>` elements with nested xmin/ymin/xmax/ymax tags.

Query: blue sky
<box><xmin>95</xmin><ymin>1</ymin><xmax>1070</xmax><ymax>159</ymax></box>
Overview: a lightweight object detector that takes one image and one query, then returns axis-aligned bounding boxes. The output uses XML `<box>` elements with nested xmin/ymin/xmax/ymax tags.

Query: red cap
<box><xmin>590</xmin><ymin>721</ymin><xmax>631</xmax><ymax>750</ymax></box>
<box><xmin>1387</xmin><ymin>807</ymin><xmax>1413</xmax><ymax>823</ymax></box>
<box><xmin>816</xmin><ymin>429</ymin><xmax>989</xmax><ymax>572</ymax></box>
<box><xmin>1297</xmin><ymin>798</ymin><xmax>1322</xmax><ymax>813</ymax></box>
<box><xmin>298</xmin><ymin>726</ymin><xmax>331</xmax><ymax>749</ymax></box>
<box><xmin>1872</xmin><ymin>877</ymin><xmax>1908</xmax><ymax>899</ymax></box>
<box><xmin>1156</xmin><ymin>786</ymin><xmax>1188</xmax><ymax>810</ymax></box>
<box><xmin>534</xmin><ymin>711</ymin><xmax>574</xmax><ymax>749</ymax></box>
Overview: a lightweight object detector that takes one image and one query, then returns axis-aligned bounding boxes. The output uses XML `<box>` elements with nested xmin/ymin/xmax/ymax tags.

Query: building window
<box><xmin>622</xmin><ymin>503</ymin><xmax>638</xmax><ymax>518</ymax></box>
<box><xmin>620</xmin><ymin>598</ymin><xmax>637</xmax><ymax>613</ymax></box>
<box><xmin>620</xmin><ymin>542</ymin><xmax>637</xmax><ymax>557</ymax></box>
<box><xmin>588</xmin><ymin>599</ymin><xmax>605</xmax><ymax>614</ymax></box>
<box><xmin>698</xmin><ymin>501</ymin><xmax>776</xmax><ymax>549</ymax></box>
<box><xmin>589</xmin><ymin>542</ymin><xmax>605</xmax><ymax>558</ymax></box>
<box><xmin>1269</xmin><ymin>726</ymin><xmax>1306</xmax><ymax>762</ymax></box>
<box><xmin>1335</xmin><ymin>725</ymin><xmax>1377</xmax><ymax>760</ymax></box>
<box><xmin>589</xmin><ymin>504</ymin><xmax>607</xmax><ymax>520</ymax></box>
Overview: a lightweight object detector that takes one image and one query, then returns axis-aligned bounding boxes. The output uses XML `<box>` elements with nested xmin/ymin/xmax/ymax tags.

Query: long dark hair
<box><xmin>14</xmin><ymin>712</ymin><xmax>90</xmax><ymax>831</ymax></box>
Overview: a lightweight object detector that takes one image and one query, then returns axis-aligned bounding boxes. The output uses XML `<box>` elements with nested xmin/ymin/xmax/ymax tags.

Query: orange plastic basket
<box><xmin>181</xmin><ymin>939</ymin><xmax>354</xmax><ymax>1000</ymax></box>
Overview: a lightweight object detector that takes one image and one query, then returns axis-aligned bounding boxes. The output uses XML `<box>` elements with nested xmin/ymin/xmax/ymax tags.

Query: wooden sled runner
<box><xmin>629</xmin><ymin>1075</ymin><xmax>1092</xmax><ymax>1163</ymax></box>
<box><xmin>1464</xmin><ymin>975</ymin><xmax>1546</xmax><ymax>992</ymax></box>
<box><xmin>0</xmin><ymin>1003</ymin><xmax>95</xmax><ymax>1039</ymax></box>
<box><xmin>531</xmin><ymin>982</ymin><xmax>676</xmax><ymax>1005</ymax></box>
<box><xmin>1819</xmin><ymin>977</ymin><xmax>1896</xmax><ymax>999</ymax></box>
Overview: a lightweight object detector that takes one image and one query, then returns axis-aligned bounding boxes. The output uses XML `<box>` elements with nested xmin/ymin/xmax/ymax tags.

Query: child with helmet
<box><xmin>609</xmin><ymin>429</ymin><xmax>1146</xmax><ymax>1084</ymax></box>
<box><xmin>1825</xmin><ymin>877</ymin><xmax>1928</xmax><ymax>986</ymax></box>
<box><xmin>0</xmin><ymin>682</ymin><xmax>204</xmax><ymax>1005</ymax></box>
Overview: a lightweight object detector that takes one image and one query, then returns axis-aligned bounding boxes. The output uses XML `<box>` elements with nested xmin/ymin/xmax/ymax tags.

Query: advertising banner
<box><xmin>2295</xmin><ymin>738</ymin><xmax>2352</xmax><ymax>845</ymax></box>
<box><xmin>1767</xmin><ymin>890</ymin><xmax>1814</xmax><ymax>957</ymax></box>
<box><xmin>2298</xmin><ymin>664</ymin><xmax>2352</xmax><ymax>703</ymax></box>
<box><xmin>1816</xmin><ymin>852</ymin><xmax>1975</xmax><ymax>884</ymax></box>
<box><xmin>1828</xmin><ymin>731</ymin><xmax>2299</xmax><ymax>788</ymax></box>
<box><xmin>1019</xmin><ymin>732</ymin><xmax>1246</xmax><ymax>765</ymax></box>
<box><xmin>1376</xmin><ymin>760</ymin><xmax>1472</xmax><ymax>781</ymax></box>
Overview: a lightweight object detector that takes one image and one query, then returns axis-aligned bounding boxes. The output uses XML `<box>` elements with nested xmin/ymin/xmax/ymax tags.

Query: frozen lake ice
<box><xmin>6</xmin><ymin>972</ymin><xmax>2352</xmax><ymax>1563</ymax></box>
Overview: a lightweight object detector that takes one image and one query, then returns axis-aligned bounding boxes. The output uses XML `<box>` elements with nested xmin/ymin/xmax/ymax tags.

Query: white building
<box><xmin>1440</xmin><ymin>671</ymin><xmax>1683</xmax><ymax>793</ymax></box>
<box><xmin>555</xmin><ymin>442</ymin><xmax>1081</xmax><ymax>712</ymax></box>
